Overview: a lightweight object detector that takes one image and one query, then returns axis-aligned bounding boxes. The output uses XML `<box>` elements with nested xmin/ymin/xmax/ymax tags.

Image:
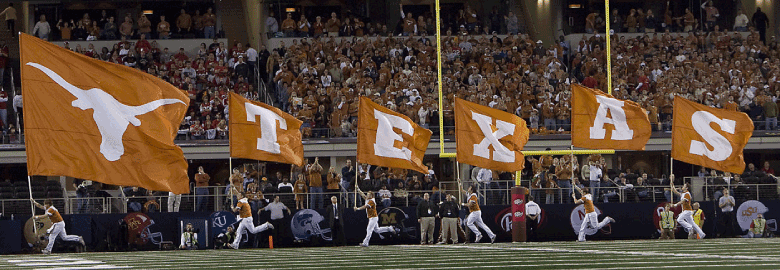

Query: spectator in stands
<box><xmin>752</xmin><ymin>8</ymin><xmax>769</xmax><ymax>43</ymax></box>
<box><xmin>119</xmin><ymin>16</ymin><xmax>133</xmax><ymax>39</ymax></box>
<box><xmin>137</xmin><ymin>14</ymin><xmax>152</xmax><ymax>39</ymax></box>
<box><xmin>326</xmin><ymin>12</ymin><xmax>340</xmax><ymax>37</ymax></box>
<box><xmin>157</xmin><ymin>15</ymin><xmax>170</xmax><ymax>39</ymax></box>
<box><xmin>297</xmin><ymin>14</ymin><xmax>310</xmax><ymax>37</ymax></box>
<box><xmin>177</xmin><ymin>9</ymin><xmax>192</xmax><ymax>34</ymax></box>
<box><xmin>266</xmin><ymin>13</ymin><xmax>278</xmax><ymax>38</ymax></box>
<box><xmin>719</xmin><ymin>188</ymin><xmax>737</xmax><ymax>237</ymax></box>
<box><xmin>12</xmin><ymin>89</ymin><xmax>20</xmax><ymax>131</ymax></box>
<box><xmin>33</xmin><ymin>15</ymin><xmax>51</xmax><ymax>40</ymax></box>
<box><xmin>645</xmin><ymin>10</ymin><xmax>656</xmax><ymax>33</ymax></box>
<box><xmin>378</xmin><ymin>185</ymin><xmax>392</xmax><ymax>207</ymax></box>
<box><xmin>125</xmin><ymin>186</ymin><xmax>146</xmax><ymax>212</ymax></box>
<box><xmin>293</xmin><ymin>174</ymin><xmax>307</xmax><ymax>209</ymax></box>
<box><xmin>203</xmin><ymin>8</ymin><xmax>217</xmax><ymax>39</ymax></box>
<box><xmin>326</xmin><ymin>166</ymin><xmax>339</xmax><ymax>192</ymax></box>
<box><xmin>307</xmin><ymin>157</ymin><xmax>324</xmax><ymax>209</ymax></box>
<box><xmin>0</xmin><ymin>3</ymin><xmax>15</xmax><ymax>33</ymax></box>
<box><xmin>281</xmin><ymin>13</ymin><xmax>295</xmax><ymax>37</ymax></box>
<box><xmin>101</xmin><ymin>16</ymin><xmax>117</xmax><ymax>40</ymax></box>
<box><xmin>762</xmin><ymin>162</ymin><xmax>774</xmax><ymax>175</ymax></box>
<box><xmin>734</xmin><ymin>9</ymin><xmax>749</xmax><ymax>32</ymax></box>
<box><xmin>194</xmin><ymin>166</ymin><xmax>210</xmax><ymax>212</ymax></box>
<box><xmin>701</xmin><ymin>1</ymin><xmax>719</xmax><ymax>32</ymax></box>
<box><xmin>57</xmin><ymin>20</ymin><xmax>72</xmax><ymax>40</ymax></box>
<box><xmin>746</xmin><ymin>213</ymin><xmax>767</xmax><ymax>238</ymax></box>
<box><xmin>192</xmin><ymin>10</ymin><xmax>203</xmax><ymax>38</ymax></box>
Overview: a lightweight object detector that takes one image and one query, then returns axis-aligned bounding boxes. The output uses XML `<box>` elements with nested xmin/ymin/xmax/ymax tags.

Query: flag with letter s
<box><xmin>672</xmin><ymin>96</ymin><xmax>753</xmax><ymax>174</ymax></box>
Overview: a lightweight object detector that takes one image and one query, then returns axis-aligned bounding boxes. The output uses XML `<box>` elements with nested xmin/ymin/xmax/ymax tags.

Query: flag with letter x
<box><xmin>455</xmin><ymin>98</ymin><xmax>529</xmax><ymax>172</ymax></box>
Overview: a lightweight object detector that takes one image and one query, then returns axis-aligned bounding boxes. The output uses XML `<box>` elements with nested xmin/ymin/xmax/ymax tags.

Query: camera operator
<box><xmin>214</xmin><ymin>226</ymin><xmax>235</xmax><ymax>249</ymax></box>
<box><xmin>180</xmin><ymin>223</ymin><xmax>198</xmax><ymax>250</ymax></box>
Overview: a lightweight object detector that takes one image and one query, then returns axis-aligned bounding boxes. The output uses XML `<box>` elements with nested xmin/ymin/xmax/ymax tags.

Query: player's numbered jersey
<box><xmin>366</xmin><ymin>199</ymin><xmax>378</xmax><ymax>218</ymax></box>
<box><xmin>468</xmin><ymin>194</ymin><xmax>480</xmax><ymax>212</ymax></box>
<box><xmin>47</xmin><ymin>206</ymin><xmax>63</xmax><ymax>223</ymax></box>
<box><xmin>238</xmin><ymin>201</ymin><xmax>252</xmax><ymax>218</ymax></box>
<box><xmin>582</xmin><ymin>194</ymin><xmax>595</xmax><ymax>213</ymax></box>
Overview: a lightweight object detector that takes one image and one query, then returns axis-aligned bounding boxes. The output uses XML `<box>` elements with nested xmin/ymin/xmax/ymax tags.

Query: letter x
<box><xmin>472</xmin><ymin>112</ymin><xmax>515</xmax><ymax>162</ymax></box>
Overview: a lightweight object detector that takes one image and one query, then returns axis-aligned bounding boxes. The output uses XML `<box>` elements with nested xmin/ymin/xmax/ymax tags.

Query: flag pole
<box><xmin>670</xmin><ymin>156</ymin><xmax>674</xmax><ymax>204</ymax></box>
<box><xmin>27</xmin><ymin>176</ymin><xmax>37</xmax><ymax>234</ymax></box>
<box><xmin>456</xmin><ymin>160</ymin><xmax>462</xmax><ymax>204</ymax></box>
<box><xmin>230</xmin><ymin>157</ymin><xmax>234</xmax><ymax>208</ymax></box>
<box><xmin>354</xmin><ymin>161</ymin><xmax>359</xmax><ymax>209</ymax></box>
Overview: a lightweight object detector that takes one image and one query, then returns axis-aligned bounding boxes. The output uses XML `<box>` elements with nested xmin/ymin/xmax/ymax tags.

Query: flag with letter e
<box><xmin>20</xmin><ymin>33</ymin><xmax>190</xmax><ymax>194</ymax></box>
<box><xmin>357</xmin><ymin>96</ymin><xmax>431</xmax><ymax>174</ymax></box>
<box><xmin>229</xmin><ymin>92</ymin><xmax>304</xmax><ymax>166</ymax></box>
<box><xmin>455</xmin><ymin>98</ymin><xmax>529</xmax><ymax>172</ymax></box>
<box><xmin>572</xmin><ymin>84</ymin><xmax>651</xmax><ymax>150</ymax></box>
<box><xmin>672</xmin><ymin>96</ymin><xmax>753</xmax><ymax>174</ymax></box>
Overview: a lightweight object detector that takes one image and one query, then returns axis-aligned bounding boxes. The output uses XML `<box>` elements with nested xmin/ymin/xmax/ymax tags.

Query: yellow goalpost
<box><xmin>434</xmin><ymin>0</ymin><xmax>616</xmax><ymax>186</ymax></box>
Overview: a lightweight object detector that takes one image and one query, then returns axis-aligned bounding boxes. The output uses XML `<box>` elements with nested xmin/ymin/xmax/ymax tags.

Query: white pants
<box><xmin>677</xmin><ymin>210</ymin><xmax>705</xmax><ymax>238</ymax></box>
<box><xmin>362</xmin><ymin>217</ymin><xmax>395</xmax><ymax>246</ymax></box>
<box><xmin>232</xmin><ymin>217</ymin><xmax>270</xmax><ymax>248</ymax></box>
<box><xmin>466</xmin><ymin>211</ymin><xmax>495</xmax><ymax>240</ymax></box>
<box><xmin>168</xmin><ymin>192</ymin><xmax>181</xmax><ymax>212</ymax></box>
<box><xmin>578</xmin><ymin>211</ymin><xmax>611</xmax><ymax>242</ymax></box>
<box><xmin>45</xmin><ymin>221</ymin><xmax>81</xmax><ymax>252</ymax></box>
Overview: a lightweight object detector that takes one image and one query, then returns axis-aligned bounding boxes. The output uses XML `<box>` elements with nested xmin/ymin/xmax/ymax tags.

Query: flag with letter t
<box><xmin>229</xmin><ymin>92</ymin><xmax>304</xmax><ymax>166</ymax></box>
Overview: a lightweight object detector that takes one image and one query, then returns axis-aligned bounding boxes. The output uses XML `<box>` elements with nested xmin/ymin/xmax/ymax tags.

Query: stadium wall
<box><xmin>2</xmin><ymin>199</ymin><xmax>776</xmax><ymax>253</ymax></box>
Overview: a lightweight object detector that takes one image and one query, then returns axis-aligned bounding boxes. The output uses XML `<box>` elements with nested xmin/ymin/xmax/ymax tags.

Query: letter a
<box><xmin>590</xmin><ymin>95</ymin><xmax>634</xmax><ymax>140</ymax></box>
<box><xmin>245</xmin><ymin>102</ymin><xmax>287</xmax><ymax>154</ymax></box>
<box><xmin>689</xmin><ymin>111</ymin><xmax>735</xmax><ymax>161</ymax></box>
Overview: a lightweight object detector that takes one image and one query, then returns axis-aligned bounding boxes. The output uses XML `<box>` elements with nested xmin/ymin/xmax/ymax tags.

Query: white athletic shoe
<box><xmin>78</xmin><ymin>236</ymin><xmax>85</xmax><ymax>246</ymax></box>
<box><xmin>41</xmin><ymin>250</ymin><xmax>51</xmax><ymax>255</ymax></box>
<box><xmin>474</xmin><ymin>235</ymin><xmax>482</xmax><ymax>243</ymax></box>
<box><xmin>436</xmin><ymin>241</ymin><xmax>446</xmax><ymax>245</ymax></box>
<box><xmin>608</xmin><ymin>217</ymin><xmax>616</xmax><ymax>224</ymax></box>
<box><xmin>490</xmin><ymin>235</ymin><xmax>496</xmax><ymax>244</ymax></box>
<box><xmin>265</xmin><ymin>222</ymin><xmax>274</xmax><ymax>230</ymax></box>
<box><xmin>359</xmin><ymin>243</ymin><xmax>369</xmax><ymax>247</ymax></box>
<box><xmin>699</xmin><ymin>233</ymin><xmax>706</xmax><ymax>239</ymax></box>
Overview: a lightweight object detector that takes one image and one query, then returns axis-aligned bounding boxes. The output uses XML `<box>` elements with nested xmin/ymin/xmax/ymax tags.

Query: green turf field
<box><xmin>2</xmin><ymin>238</ymin><xmax>779</xmax><ymax>269</ymax></box>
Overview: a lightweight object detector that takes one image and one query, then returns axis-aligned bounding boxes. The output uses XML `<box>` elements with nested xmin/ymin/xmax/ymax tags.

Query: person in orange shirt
<box><xmin>354</xmin><ymin>187</ymin><xmax>397</xmax><ymax>247</ymax></box>
<box><xmin>228</xmin><ymin>193</ymin><xmax>273</xmax><ymax>249</ymax></box>
<box><xmin>671</xmin><ymin>176</ymin><xmax>706</xmax><ymax>239</ymax></box>
<box><xmin>460</xmin><ymin>185</ymin><xmax>496</xmax><ymax>243</ymax></box>
<box><xmin>293</xmin><ymin>174</ymin><xmax>307</xmax><ymax>210</ymax></box>
<box><xmin>307</xmin><ymin>157</ymin><xmax>324</xmax><ymax>209</ymax></box>
<box><xmin>572</xmin><ymin>181</ymin><xmax>615</xmax><ymax>242</ymax></box>
<box><xmin>33</xmin><ymin>199</ymin><xmax>84</xmax><ymax>254</ymax></box>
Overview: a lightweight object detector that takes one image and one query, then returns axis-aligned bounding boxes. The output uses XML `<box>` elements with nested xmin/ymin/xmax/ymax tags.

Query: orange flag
<box><xmin>672</xmin><ymin>96</ymin><xmax>754</xmax><ymax>174</ymax></box>
<box><xmin>357</xmin><ymin>97</ymin><xmax>431</xmax><ymax>174</ymax></box>
<box><xmin>572</xmin><ymin>84</ymin><xmax>651</xmax><ymax>150</ymax></box>
<box><xmin>455</xmin><ymin>98</ymin><xmax>529</xmax><ymax>172</ymax></box>
<box><xmin>20</xmin><ymin>33</ymin><xmax>190</xmax><ymax>194</ymax></box>
<box><xmin>229</xmin><ymin>92</ymin><xmax>304</xmax><ymax>166</ymax></box>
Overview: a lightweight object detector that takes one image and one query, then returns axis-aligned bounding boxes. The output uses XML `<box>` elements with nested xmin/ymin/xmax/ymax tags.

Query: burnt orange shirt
<box><xmin>366</xmin><ymin>199</ymin><xmax>378</xmax><ymax>218</ymax></box>
<box><xmin>582</xmin><ymin>194</ymin><xmax>595</xmax><ymax>213</ymax></box>
<box><xmin>47</xmin><ymin>206</ymin><xmax>63</xmax><ymax>223</ymax></box>
<box><xmin>468</xmin><ymin>194</ymin><xmax>480</xmax><ymax>212</ymax></box>
<box><xmin>682</xmin><ymin>192</ymin><xmax>692</xmax><ymax>211</ymax></box>
<box><xmin>237</xmin><ymin>200</ymin><xmax>252</xmax><ymax>218</ymax></box>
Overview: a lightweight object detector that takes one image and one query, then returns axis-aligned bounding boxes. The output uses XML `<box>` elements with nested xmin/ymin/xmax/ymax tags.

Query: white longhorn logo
<box><xmin>27</xmin><ymin>63</ymin><xmax>186</xmax><ymax>161</ymax></box>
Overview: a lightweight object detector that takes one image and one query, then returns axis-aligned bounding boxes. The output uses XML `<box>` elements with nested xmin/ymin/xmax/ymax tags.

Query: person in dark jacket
<box><xmin>437</xmin><ymin>193</ymin><xmax>460</xmax><ymax>244</ymax></box>
<box><xmin>417</xmin><ymin>193</ymin><xmax>438</xmax><ymax>244</ymax></box>
<box><xmin>325</xmin><ymin>196</ymin><xmax>346</xmax><ymax>246</ymax></box>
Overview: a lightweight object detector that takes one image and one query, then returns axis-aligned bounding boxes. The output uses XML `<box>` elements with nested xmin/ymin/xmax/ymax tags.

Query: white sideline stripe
<box><xmin>17</xmin><ymin>260</ymin><xmax>102</xmax><ymax>266</ymax></box>
<box><xmin>438</xmin><ymin>244</ymin><xmax>780</xmax><ymax>261</ymax></box>
<box><xmin>35</xmin><ymin>265</ymin><xmax>131</xmax><ymax>270</ymax></box>
<box><xmin>8</xmin><ymin>258</ymin><xmax>74</xmax><ymax>263</ymax></box>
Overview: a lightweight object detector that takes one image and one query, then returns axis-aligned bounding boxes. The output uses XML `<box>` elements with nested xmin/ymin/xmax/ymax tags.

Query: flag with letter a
<box><xmin>455</xmin><ymin>98</ymin><xmax>529</xmax><ymax>172</ymax></box>
<box><xmin>357</xmin><ymin>96</ymin><xmax>431</xmax><ymax>174</ymax></box>
<box><xmin>229</xmin><ymin>92</ymin><xmax>304</xmax><ymax>166</ymax></box>
<box><xmin>20</xmin><ymin>33</ymin><xmax>190</xmax><ymax>194</ymax></box>
<box><xmin>672</xmin><ymin>96</ymin><xmax>753</xmax><ymax>174</ymax></box>
<box><xmin>572</xmin><ymin>84</ymin><xmax>651</xmax><ymax>150</ymax></box>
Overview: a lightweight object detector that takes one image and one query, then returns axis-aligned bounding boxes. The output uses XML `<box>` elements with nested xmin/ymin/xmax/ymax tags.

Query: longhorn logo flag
<box><xmin>20</xmin><ymin>33</ymin><xmax>190</xmax><ymax>194</ymax></box>
<box><xmin>454</xmin><ymin>98</ymin><xmax>528</xmax><ymax>172</ymax></box>
<box><xmin>229</xmin><ymin>92</ymin><xmax>304</xmax><ymax>166</ymax></box>
<box><xmin>571</xmin><ymin>84</ymin><xmax>651</xmax><ymax>150</ymax></box>
<box><xmin>672</xmin><ymin>96</ymin><xmax>753</xmax><ymax>174</ymax></box>
<box><xmin>357</xmin><ymin>97</ymin><xmax>431</xmax><ymax>174</ymax></box>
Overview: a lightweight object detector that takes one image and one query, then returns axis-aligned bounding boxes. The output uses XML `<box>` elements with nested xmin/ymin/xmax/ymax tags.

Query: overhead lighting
<box><xmin>286</xmin><ymin>8</ymin><xmax>296</xmax><ymax>13</ymax></box>
<box><xmin>143</xmin><ymin>10</ymin><xmax>154</xmax><ymax>15</ymax></box>
<box><xmin>569</xmin><ymin>4</ymin><xmax>583</xmax><ymax>9</ymax></box>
